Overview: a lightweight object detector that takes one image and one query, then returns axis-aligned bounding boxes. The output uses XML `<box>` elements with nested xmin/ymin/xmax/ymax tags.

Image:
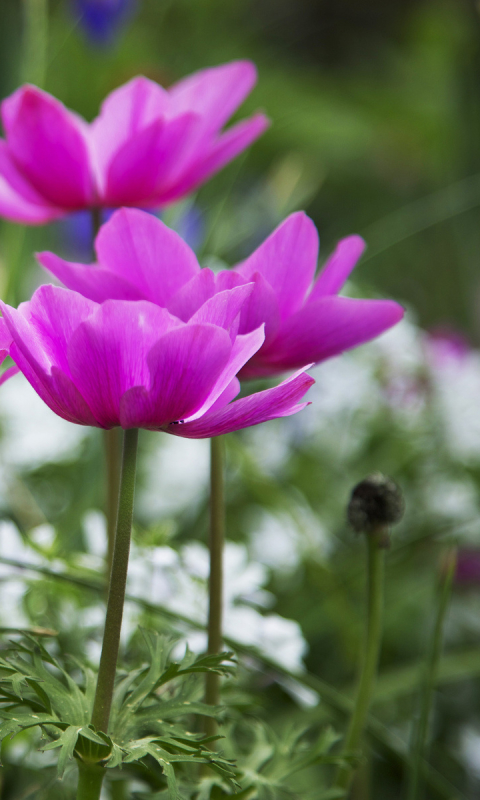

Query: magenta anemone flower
<box><xmin>0</xmin><ymin>284</ymin><xmax>313</xmax><ymax>437</ymax></box>
<box><xmin>0</xmin><ymin>61</ymin><xmax>268</xmax><ymax>224</ymax></box>
<box><xmin>39</xmin><ymin>208</ymin><xmax>404</xmax><ymax>380</ymax></box>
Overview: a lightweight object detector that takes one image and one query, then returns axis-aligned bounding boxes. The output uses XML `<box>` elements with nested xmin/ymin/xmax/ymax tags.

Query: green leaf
<box><xmin>42</xmin><ymin>725</ymin><xmax>82</xmax><ymax>778</ymax></box>
<box><xmin>77</xmin><ymin>724</ymin><xmax>109</xmax><ymax>746</ymax></box>
<box><xmin>145</xmin><ymin>742</ymin><xmax>180</xmax><ymax>800</ymax></box>
<box><xmin>105</xmin><ymin>741</ymin><xmax>125</xmax><ymax>769</ymax></box>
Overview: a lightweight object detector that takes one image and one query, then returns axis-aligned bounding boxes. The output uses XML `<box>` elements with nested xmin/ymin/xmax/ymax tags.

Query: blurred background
<box><xmin>1</xmin><ymin>0</ymin><xmax>480</xmax><ymax>798</ymax></box>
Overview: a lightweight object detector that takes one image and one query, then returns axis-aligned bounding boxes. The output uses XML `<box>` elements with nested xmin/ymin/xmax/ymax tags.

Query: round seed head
<box><xmin>347</xmin><ymin>472</ymin><xmax>404</xmax><ymax>534</ymax></box>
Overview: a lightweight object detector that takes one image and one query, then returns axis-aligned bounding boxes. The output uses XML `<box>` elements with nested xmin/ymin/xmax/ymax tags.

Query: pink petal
<box><xmin>0</xmin><ymin>141</ymin><xmax>63</xmax><ymax>223</ymax></box>
<box><xmin>67</xmin><ymin>300</ymin><xmax>182</xmax><ymax>428</ymax></box>
<box><xmin>23</xmin><ymin>285</ymin><xmax>97</xmax><ymax>375</ymax></box>
<box><xmin>37</xmin><ymin>252</ymin><xmax>145</xmax><ymax>303</ymax></box>
<box><xmin>0</xmin><ymin>323</ymin><xmax>17</xmax><ymax>386</ymax></box>
<box><xmin>119</xmin><ymin>324</ymin><xmax>232</xmax><ymax>429</ymax></box>
<box><xmin>235</xmin><ymin>271</ymin><xmax>281</xmax><ymax>346</ymax></box>
<box><xmin>189</xmin><ymin>284</ymin><xmax>254</xmax><ymax>338</ymax></box>
<box><xmin>236</xmin><ymin>212</ymin><xmax>319</xmax><ymax>322</ymax></box>
<box><xmin>0</xmin><ymin>364</ymin><xmax>20</xmax><ymax>387</ymax></box>
<box><xmin>103</xmin><ymin>113</ymin><xmax>198</xmax><ymax>207</ymax></box>
<box><xmin>185</xmin><ymin>326</ymin><xmax>265</xmax><ymax>422</ymax></box>
<box><xmin>49</xmin><ymin>367</ymin><xmax>100</xmax><ymax>426</ymax></box>
<box><xmin>167</xmin><ymin>270</ymin><xmax>216</xmax><ymax>321</ymax></box>
<box><xmin>308</xmin><ymin>235</ymin><xmax>366</xmax><ymax>302</ymax></box>
<box><xmin>205</xmin><ymin>377</ymin><xmax>240</xmax><ymax>413</ymax></box>
<box><xmin>1</xmin><ymin>298</ymin><xmax>98</xmax><ymax>425</ymax></box>
<box><xmin>0</xmin><ymin>318</ymin><xmax>12</xmax><ymax>351</ymax></box>
<box><xmin>158</xmin><ymin>113</ymin><xmax>269</xmax><ymax>204</ymax></box>
<box><xmin>89</xmin><ymin>76</ymin><xmax>171</xmax><ymax>190</ymax></box>
<box><xmin>170</xmin><ymin>368</ymin><xmax>314</xmax><ymax>439</ymax></box>
<box><xmin>257</xmin><ymin>296</ymin><xmax>405</xmax><ymax>373</ymax></box>
<box><xmin>215</xmin><ymin>270</ymin><xmax>247</xmax><ymax>292</ymax></box>
<box><xmin>95</xmin><ymin>208</ymin><xmax>200</xmax><ymax>306</ymax></box>
<box><xmin>2</xmin><ymin>86</ymin><xmax>93</xmax><ymax>209</ymax></box>
<box><xmin>169</xmin><ymin>60</ymin><xmax>258</xmax><ymax>134</ymax></box>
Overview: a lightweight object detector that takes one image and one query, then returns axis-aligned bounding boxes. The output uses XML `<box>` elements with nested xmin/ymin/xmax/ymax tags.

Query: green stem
<box><xmin>76</xmin><ymin>760</ymin><xmax>105</xmax><ymax>800</ymax></box>
<box><xmin>21</xmin><ymin>0</ymin><xmax>48</xmax><ymax>88</ymax></box>
<box><xmin>333</xmin><ymin>530</ymin><xmax>386</xmax><ymax>795</ymax></box>
<box><xmin>406</xmin><ymin>548</ymin><xmax>457</xmax><ymax>800</ymax></box>
<box><xmin>91</xmin><ymin>427</ymin><xmax>139</xmax><ymax>734</ymax></box>
<box><xmin>204</xmin><ymin>436</ymin><xmax>225</xmax><ymax>739</ymax></box>
<box><xmin>104</xmin><ymin>428</ymin><xmax>121</xmax><ymax>578</ymax></box>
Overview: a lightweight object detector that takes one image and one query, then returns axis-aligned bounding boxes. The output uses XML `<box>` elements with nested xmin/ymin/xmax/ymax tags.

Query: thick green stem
<box><xmin>334</xmin><ymin>530</ymin><xmax>385</xmax><ymax>795</ymax></box>
<box><xmin>204</xmin><ymin>436</ymin><xmax>225</xmax><ymax>738</ymax></box>
<box><xmin>104</xmin><ymin>428</ymin><xmax>121</xmax><ymax>578</ymax></box>
<box><xmin>76</xmin><ymin>761</ymin><xmax>105</xmax><ymax>800</ymax></box>
<box><xmin>91</xmin><ymin>427</ymin><xmax>139</xmax><ymax>734</ymax></box>
<box><xmin>406</xmin><ymin>548</ymin><xmax>456</xmax><ymax>800</ymax></box>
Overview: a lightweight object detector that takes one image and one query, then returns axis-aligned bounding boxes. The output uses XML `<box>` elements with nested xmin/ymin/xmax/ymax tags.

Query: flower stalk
<box><xmin>333</xmin><ymin>529</ymin><xmax>385</xmax><ymax>794</ymax></box>
<box><xmin>76</xmin><ymin>762</ymin><xmax>105</xmax><ymax>800</ymax></box>
<box><xmin>77</xmin><ymin>427</ymin><xmax>138</xmax><ymax>800</ymax></box>
<box><xmin>104</xmin><ymin>427</ymin><xmax>121</xmax><ymax>577</ymax></box>
<box><xmin>91</xmin><ymin>427</ymin><xmax>138</xmax><ymax>733</ymax></box>
<box><xmin>406</xmin><ymin>547</ymin><xmax>457</xmax><ymax>800</ymax></box>
<box><xmin>204</xmin><ymin>435</ymin><xmax>225</xmax><ymax>739</ymax></box>
<box><xmin>333</xmin><ymin>473</ymin><xmax>404</xmax><ymax>795</ymax></box>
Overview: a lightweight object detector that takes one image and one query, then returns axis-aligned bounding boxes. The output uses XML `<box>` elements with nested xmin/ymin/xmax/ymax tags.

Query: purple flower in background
<box><xmin>168</xmin><ymin>204</ymin><xmax>205</xmax><ymax>253</ymax></box>
<box><xmin>455</xmin><ymin>549</ymin><xmax>480</xmax><ymax>587</ymax></box>
<box><xmin>39</xmin><ymin>208</ymin><xmax>404</xmax><ymax>380</ymax></box>
<box><xmin>426</xmin><ymin>326</ymin><xmax>470</xmax><ymax>370</ymax></box>
<box><xmin>0</xmin><ymin>61</ymin><xmax>268</xmax><ymax>223</ymax></box>
<box><xmin>0</xmin><ymin>283</ymin><xmax>313</xmax><ymax>436</ymax></box>
<box><xmin>73</xmin><ymin>0</ymin><xmax>136</xmax><ymax>45</ymax></box>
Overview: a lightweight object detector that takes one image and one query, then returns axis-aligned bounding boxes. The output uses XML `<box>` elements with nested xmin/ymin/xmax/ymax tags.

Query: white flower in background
<box><xmin>0</xmin><ymin>373</ymin><xmax>88</xmax><ymax>469</ymax></box>
<box><xmin>429</xmin><ymin>345</ymin><xmax>480</xmax><ymax>462</ymax></box>
<box><xmin>138</xmin><ymin>435</ymin><xmax>210</xmax><ymax>521</ymax></box>
<box><xmin>0</xmin><ymin>520</ymin><xmax>41</xmax><ymax>628</ymax></box>
<box><xmin>122</xmin><ymin>538</ymin><xmax>308</xmax><ymax>671</ymax></box>
<box><xmin>425</xmin><ymin>477</ymin><xmax>479</xmax><ymax>522</ymax></box>
<box><xmin>459</xmin><ymin>726</ymin><xmax>480</xmax><ymax>780</ymax></box>
<box><xmin>249</xmin><ymin>506</ymin><xmax>329</xmax><ymax>573</ymax></box>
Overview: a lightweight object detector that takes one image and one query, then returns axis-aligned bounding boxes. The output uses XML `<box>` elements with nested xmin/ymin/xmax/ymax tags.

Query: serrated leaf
<box><xmin>0</xmin><ymin>712</ymin><xmax>60</xmax><ymax>733</ymax></box>
<box><xmin>135</xmin><ymin>699</ymin><xmax>221</xmax><ymax>731</ymax></box>
<box><xmin>146</xmin><ymin>743</ymin><xmax>180</xmax><ymax>800</ymax></box>
<box><xmin>112</xmin><ymin>667</ymin><xmax>146</xmax><ymax>714</ymax></box>
<box><xmin>105</xmin><ymin>741</ymin><xmax>125</xmax><ymax>769</ymax></box>
<box><xmin>26</xmin><ymin>677</ymin><xmax>53</xmax><ymax>713</ymax></box>
<box><xmin>77</xmin><ymin>725</ymin><xmax>110</xmax><ymax>746</ymax></box>
<box><xmin>11</xmin><ymin>673</ymin><xmax>27</xmax><ymax>699</ymax></box>
<box><xmin>42</xmin><ymin>725</ymin><xmax>82</xmax><ymax>778</ymax></box>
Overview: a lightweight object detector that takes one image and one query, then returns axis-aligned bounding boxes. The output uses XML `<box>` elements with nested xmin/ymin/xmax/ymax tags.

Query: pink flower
<box><xmin>39</xmin><ymin>208</ymin><xmax>404</xmax><ymax>379</ymax></box>
<box><xmin>0</xmin><ymin>284</ymin><xmax>313</xmax><ymax>437</ymax></box>
<box><xmin>426</xmin><ymin>326</ymin><xmax>471</xmax><ymax>370</ymax></box>
<box><xmin>0</xmin><ymin>61</ymin><xmax>268</xmax><ymax>224</ymax></box>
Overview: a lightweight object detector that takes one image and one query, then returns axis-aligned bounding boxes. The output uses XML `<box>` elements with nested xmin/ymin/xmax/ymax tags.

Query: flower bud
<box><xmin>347</xmin><ymin>472</ymin><xmax>404</xmax><ymax>546</ymax></box>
